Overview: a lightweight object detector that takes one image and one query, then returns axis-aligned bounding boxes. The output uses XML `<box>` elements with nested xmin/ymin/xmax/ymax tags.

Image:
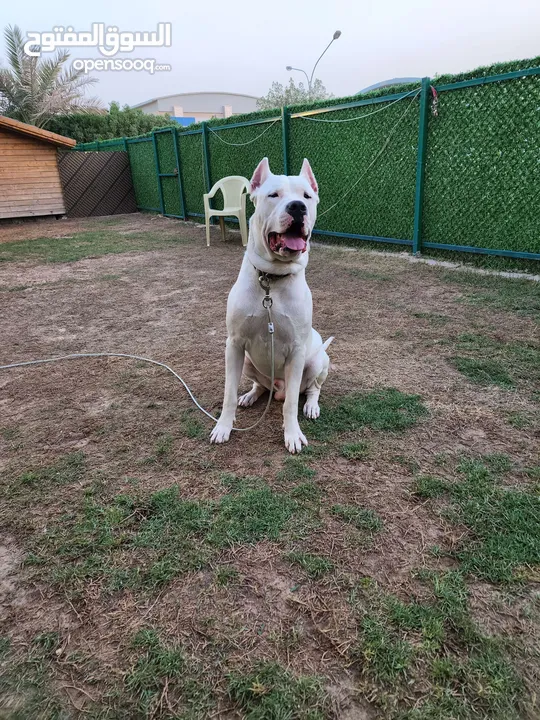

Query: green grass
<box><xmin>392</xmin><ymin>454</ymin><xmax>421</xmax><ymax>473</ymax></box>
<box><xmin>286</xmin><ymin>551</ymin><xmax>334</xmax><ymax>579</ymax></box>
<box><xmin>26</xmin><ymin>480</ymin><xmax>316</xmax><ymax>595</ymax></box>
<box><xmin>451</xmin><ymin>357</ymin><xmax>514</xmax><ymax>386</ymax></box>
<box><xmin>125</xmin><ymin>631</ymin><xmax>213</xmax><ymax>717</ymax></box>
<box><xmin>412</xmin><ymin>457</ymin><xmax>540</xmax><ymax>582</ymax></box>
<box><xmin>0</xmin><ymin>284</ymin><xmax>32</xmax><ymax>292</ymax></box>
<box><xmin>3</xmin><ymin>451</ymin><xmax>86</xmax><ymax>496</ymax></box>
<box><xmin>340</xmin><ymin>441</ymin><xmax>370</xmax><ymax>460</ymax></box>
<box><xmin>450</xmin><ymin>334</ymin><xmax>540</xmax><ymax>389</ymax></box>
<box><xmin>300</xmin><ymin>443</ymin><xmax>333</xmax><ymax>459</ymax></box>
<box><xmin>0</xmin><ymin>229</ymin><xmax>184</xmax><ymax>264</ymax></box>
<box><xmin>277</xmin><ymin>456</ymin><xmax>316</xmax><ymax>482</ymax></box>
<box><xmin>220</xmin><ymin>472</ymin><xmax>259</xmax><ymax>492</ymax></box>
<box><xmin>227</xmin><ymin>662</ymin><xmax>329</xmax><ymax>719</ymax></box>
<box><xmin>0</xmin><ymin>629</ymin><xmax>210</xmax><ymax>719</ymax></box>
<box><xmin>303</xmin><ymin>388</ymin><xmax>428</xmax><ymax>441</ymax></box>
<box><xmin>412</xmin><ymin>475</ymin><xmax>449</xmax><ymax>498</ymax></box>
<box><xmin>1</xmin><ymin>632</ymin><xmax>330</xmax><ymax>718</ymax></box>
<box><xmin>180</xmin><ymin>409</ymin><xmax>206</xmax><ymax>439</ymax></box>
<box><xmin>0</xmin><ymin>632</ymin><xmax>68</xmax><ymax>719</ymax></box>
<box><xmin>0</xmin><ymin>426</ymin><xmax>19</xmax><ymax>441</ymax></box>
<box><xmin>440</xmin><ymin>270</ymin><xmax>540</xmax><ymax>322</ymax></box>
<box><xmin>288</xmin><ymin>481</ymin><xmax>323</xmax><ymax>503</ymax></box>
<box><xmin>331</xmin><ymin>504</ymin><xmax>383</xmax><ymax>533</ymax></box>
<box><xmin>206</xmin><ymin>485</ymin><xmax>297</xmax><ymax>547</ymax></box>
<box><xmin>142</xmin><ymin>433</ymin><xmax>175</xmax><ymax>465</ymax></box>
<box><xmin>350</xmin><ymin>572</ymin><xmax>522</xmax><ymax>718</ymax></box>
<box><xmin>215</xmin><ymin>565</ymin><xmax>239</xmax><ymax>586</ymax></box>
<box><xmin>524</xmin><ymin>465</ymin><xmax>540</xmax><ymax>480</ymax></box>
<box><xmin>480</xmin><ymin>453</ymin><xmax>513</xmax><ymax>474</ymax></box>
<box><xmin>505</xmin><ymin>410</ymin><xmax>537</xmax><ymax>429</ymax></box>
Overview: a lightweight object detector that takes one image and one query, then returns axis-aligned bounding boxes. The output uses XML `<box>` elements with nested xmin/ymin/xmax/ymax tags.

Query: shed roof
<box><xmin>0</xmin><ymin>116</ymin><xmax>76</xmax><ymax>147</ymax></box>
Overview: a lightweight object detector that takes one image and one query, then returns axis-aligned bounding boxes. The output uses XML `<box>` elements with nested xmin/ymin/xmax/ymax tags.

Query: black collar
<box><xmin>252</xmin><ymin>263</ymin><xmax>292</xmax><ymax>282</ymax></box>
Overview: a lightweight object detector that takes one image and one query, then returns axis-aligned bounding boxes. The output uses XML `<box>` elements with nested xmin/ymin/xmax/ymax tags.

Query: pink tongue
<box><xmin>283</xmin><ymin>235</ymin><xmax>306</xmax><ymax>251</ymax></box>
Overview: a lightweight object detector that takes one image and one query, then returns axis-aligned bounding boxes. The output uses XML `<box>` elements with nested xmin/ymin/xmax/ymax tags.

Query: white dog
<box><xmin>210</xmin><ymin>157</ymin><xmax>333</xmax><ymax>453</ymax></box>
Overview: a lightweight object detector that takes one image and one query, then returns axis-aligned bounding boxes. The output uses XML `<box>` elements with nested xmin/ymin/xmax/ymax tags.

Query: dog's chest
<box><xmin>228</xmin><ymin>275</ymin><xmax>312</xmax><ymax>368</ymax></box>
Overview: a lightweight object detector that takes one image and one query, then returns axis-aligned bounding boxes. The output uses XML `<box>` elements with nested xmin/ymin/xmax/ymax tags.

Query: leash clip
<box><xmin>259</xmin><ymin>272</ymin><xmax>273</xmax><ymax>309</ymax></box>
<box><xmin>258</xmin><ymin>272</ymin><xmax>271</xmax><ymax>294</ymax></box>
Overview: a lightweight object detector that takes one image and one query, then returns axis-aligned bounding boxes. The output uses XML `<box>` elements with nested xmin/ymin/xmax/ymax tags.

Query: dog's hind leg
<box><xmin>302</xmin><ymin>337</ymin><xmax>333</xmax><ymax>420</ymax></box>
<box><xmin>238</xmin><ymin>382</ymin><xmax>266</xmax><ymax>408</ymax></box>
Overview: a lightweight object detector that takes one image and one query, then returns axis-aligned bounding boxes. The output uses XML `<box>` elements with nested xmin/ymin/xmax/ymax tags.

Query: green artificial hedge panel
<box><xmin>160</xmin><ymin>177</ymin><xmax>180</xmax><ymax>217</ymax></box>
<box><xmin>176</xmin><ymin>132</ymin><xmax>206</xmax><ymax>217</ymax></box>
<box><xmin>155</xmin><ymin>131</ymin><xmax>177</xmax><ymax>174</ymax></box>
<box><xmin>289</xmin><ymin>95</ymin><xmax>419</xmax><ymax>240</ymax></box>
<box><xmin>423</xmin><ymin>74</ymin><xmax>540</xmax><ymax>253</ymax></box>
<box><xmin>206</xmin><ymin>121</ymin><xmax>284</xmax><ymax>216</ymax></box>
<box><xmin>127</xmin><ymin>139</ymin><xmax>160</xmax><ymax>210</ymax></box>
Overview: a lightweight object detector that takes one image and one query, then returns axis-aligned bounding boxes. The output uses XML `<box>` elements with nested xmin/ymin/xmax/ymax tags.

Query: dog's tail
<box><xmin>322</xmin><ymin>336</ymin><xmax>335</xmax><ymax>352</ymax></box>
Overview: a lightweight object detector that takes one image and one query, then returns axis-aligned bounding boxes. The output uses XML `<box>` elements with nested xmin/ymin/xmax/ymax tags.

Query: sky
<box><xmin>1</xmin><ymin>0</ymin><xmax>539</xmax><ymax>107</ymax></box>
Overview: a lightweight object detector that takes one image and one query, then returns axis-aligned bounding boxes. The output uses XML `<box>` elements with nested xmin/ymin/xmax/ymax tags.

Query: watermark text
<box><xmin>72</xmin><ymin>58</ymin><xmax>171</xmax><ymax>74</ymax></box>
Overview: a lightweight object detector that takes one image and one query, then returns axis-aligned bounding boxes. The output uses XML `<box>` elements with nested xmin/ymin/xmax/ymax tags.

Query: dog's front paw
<box><xmin>284</xmin><ymin>426</ymin><xmax>308</xmax><ymax>454</ymax></box>
<box><xmin>303</xmin><ymin>399</ymin><xmax>320</xmax><ymax>420</ymax></box>
<box><xmin>210</xmin><ymin>423</ymin><xmax>232</xmax><ymax>444</ymax></box>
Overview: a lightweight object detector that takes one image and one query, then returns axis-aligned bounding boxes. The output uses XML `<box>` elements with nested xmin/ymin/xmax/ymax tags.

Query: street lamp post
<box><xmin>286</xmin><ymin>30</ymin><xmax>341</xmax><ymax>99</ymax></box>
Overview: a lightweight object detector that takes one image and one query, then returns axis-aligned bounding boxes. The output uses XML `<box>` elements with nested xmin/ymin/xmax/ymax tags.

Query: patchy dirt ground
<box><xmin>0</xmin><ymin>214</ymin><xmax>539</xmax><ymax>719</ymax></box>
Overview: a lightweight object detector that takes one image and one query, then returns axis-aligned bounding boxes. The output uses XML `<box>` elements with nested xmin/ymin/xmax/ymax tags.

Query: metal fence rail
<box><xmin>73</xmin><ymin>62</ymin><xmax>540</xmax><ymax>261</ymax></box>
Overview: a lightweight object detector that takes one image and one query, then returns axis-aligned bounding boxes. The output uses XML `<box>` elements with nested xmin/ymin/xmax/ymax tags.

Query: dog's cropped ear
<box><xmin>300</xmin><ymin>158</ymin><xmax>318</xmax><ymax>195</ymax></box>
<box><xmin>250</xmin><ymin>157</ymin><xmax>271</xmax><ymax>198</ymax></box>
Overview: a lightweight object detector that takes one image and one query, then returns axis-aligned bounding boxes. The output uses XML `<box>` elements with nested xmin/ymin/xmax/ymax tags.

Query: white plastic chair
<box><xmin>203</xmin><ymin>176</ymin><xmax>250</xmax><ymax>247</ymax></box>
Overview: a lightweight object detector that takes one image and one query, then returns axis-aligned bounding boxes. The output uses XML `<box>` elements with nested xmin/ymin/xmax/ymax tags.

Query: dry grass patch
<box><xmin>1</xmin><ymin>215</ymin><xmax>538</xmax><ymax>718</ymax></box>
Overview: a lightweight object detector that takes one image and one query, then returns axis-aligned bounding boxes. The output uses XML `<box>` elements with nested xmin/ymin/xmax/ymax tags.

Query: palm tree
<box><xmin>0</xmin><ymin>25</ymin><xmax>103</xmax><ymax>127</ymax></box>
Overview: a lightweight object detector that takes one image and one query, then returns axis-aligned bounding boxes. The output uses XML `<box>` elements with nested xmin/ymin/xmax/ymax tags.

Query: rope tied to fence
<box><xmin>294</xmin><ymin>87</ymin><xmax>421</xmax><ymax>123</ymax></box>
<box><xmin>207</xmin><ymin>119</ymin><xmax>281</xmax><ymax>146</ymax></box>
<box><xmin>317</xmin><ymin>90</ymin><xmax>421</xmax><ymax>219</ymax></box>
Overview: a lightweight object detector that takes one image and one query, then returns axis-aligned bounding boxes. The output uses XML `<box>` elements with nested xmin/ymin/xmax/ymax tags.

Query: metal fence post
<box><xmin>412</xmin><ymin>77</ymin><xmax>430</xmax><ymax>255</ymax></box>
<box><xmin>201</xmin><ymin>122</ymin><xmax>212</xmax><ymax>193</ymax></box>
<box><xmin>151</xmin><ymin>130</ymin><xmax>165</xmax><ymax>215</ymax></box>
<box><xmin>281</xmin><ymin>106</ymin><xmax>290</xmax><ymax>175</ymax></box>
<box><xmin>201</xmin><ymin>122</ymin><xmax>214</xmax><ymax>223</ymax></box>
<box><xmin>171</xmin><ymin>128</ymin><xmax>187</xmax><ymax>219</ymax></box>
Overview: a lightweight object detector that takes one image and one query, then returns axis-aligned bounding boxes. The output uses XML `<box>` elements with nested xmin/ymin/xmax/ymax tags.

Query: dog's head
<box><xmin>249</xmin><ymin>157</ymin><xmax>319</xmax><ymax>261</ymax></box>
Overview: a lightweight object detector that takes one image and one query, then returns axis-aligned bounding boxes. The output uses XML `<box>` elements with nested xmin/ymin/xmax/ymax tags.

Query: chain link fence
<box><xmin>73</xmin><ymin>59</ymin><xmax>540</xmax><ymax>261</ymax></box>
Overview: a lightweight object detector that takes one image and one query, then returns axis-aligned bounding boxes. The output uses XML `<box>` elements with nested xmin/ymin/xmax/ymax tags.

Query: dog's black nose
<box><xmin>286</xmin><ymin>200</ymin><xmax>307</xmax><ymax>220</ymax></box>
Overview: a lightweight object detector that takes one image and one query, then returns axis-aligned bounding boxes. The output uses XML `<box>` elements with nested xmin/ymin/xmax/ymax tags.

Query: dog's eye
<box><xmin>268</xmin><ymin>192</ymin><xmax>279</xmax><ymax>198</ymax></box>
<box><xmin>304</xmin><ymin>192</ymin><xmax>311</xmax><ymax>199</ymax></box>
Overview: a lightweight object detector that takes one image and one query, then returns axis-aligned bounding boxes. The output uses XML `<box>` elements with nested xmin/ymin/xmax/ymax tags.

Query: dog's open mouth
<box><xmin>268</xmin><ymin>223</ymin><xmax>308</xmax><ymax>254</ymax></box>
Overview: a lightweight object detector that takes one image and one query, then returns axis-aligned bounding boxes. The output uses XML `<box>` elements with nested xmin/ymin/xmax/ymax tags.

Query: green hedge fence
<box><xmin>73</xmin><ymin>58</ymin><xmax>540</xmax><ymax>261</ymax></box>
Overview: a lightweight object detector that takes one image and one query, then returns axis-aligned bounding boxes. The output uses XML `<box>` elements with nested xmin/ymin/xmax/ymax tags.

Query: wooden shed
<box><xmin>0</xmin><ymin>116</ymin><xmax>76</xmax><ymax>219</ymax></box>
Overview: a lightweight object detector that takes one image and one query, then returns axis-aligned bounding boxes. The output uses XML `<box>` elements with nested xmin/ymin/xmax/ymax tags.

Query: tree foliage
<box><xmin>0</xmin><ymin>25</ymin><xmax>103</xmax><ymax>127</ymax></box>
<box><xmin>257</xmin><ymin>78</ymin><xmax>332</xmax><ymax>110</ymax></box>
<box><xmin>47</xmin><ymin>102</ymin><xmax>173</xmax><ymax>142</ymax></box>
